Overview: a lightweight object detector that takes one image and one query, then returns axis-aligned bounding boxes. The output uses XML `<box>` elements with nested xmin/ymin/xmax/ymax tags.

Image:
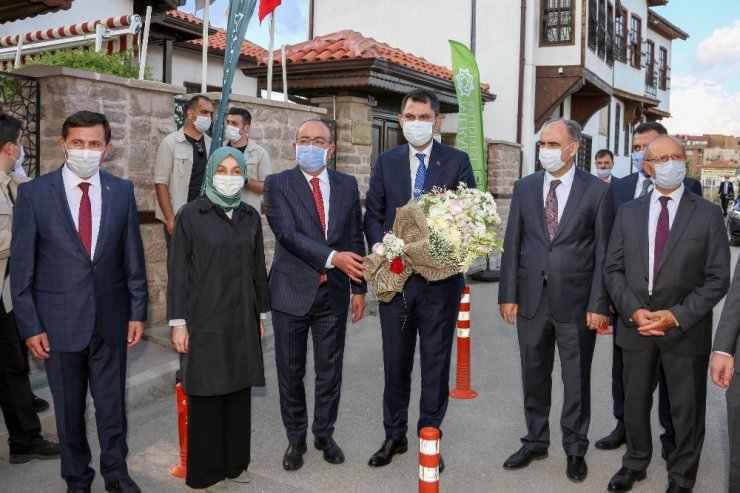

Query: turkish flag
<box><xmin>258</xmin><ymin>0</ymin><xmax>281</xmax><ymax>22</ymax></box>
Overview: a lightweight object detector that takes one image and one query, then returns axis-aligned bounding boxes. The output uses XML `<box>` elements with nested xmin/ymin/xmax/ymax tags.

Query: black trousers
<box><xmin>0</xmin><ymin>308</ymin><xmax>43</xmax><ymax>452</ymax></box>
<box><xmin>516</xmin><ymin>286</ymin><xmax>596</xmax><ymax>456</ymax></box>
<box><xmin>272</xmin><ymin>286</ymin><xmax>346</xmax><ymax>444</ymax></box>
<box><xmin>378</xmin><ymin>274</ymin><xmax>461</xmax><ymax>440</ymax></box>
<box><xmin>721</xmin><ymin>197</ymin><xmax>730</xmax><ymax>216</ymax></box>
<box><xmin>727</xmin><ymin>374</ymin><xmax>740</xmax><ymax>492</ymax></box>
<box><xmin>186</xmin><ymin>387</ymin><xmax>252</xmax><ymax>489</ymax></box>
<box><xmin>45</xmin><ymin>328</ymin><xmax>129</xmax><ymax>489</ymax></box>
<box><xmin>610</xmin><ymin>324</ymin><xmax>675</xmax><ymax>452</ymax></box>
<box><xmin>622</xmin><ymin>346</ymin><xmax>707</xmax><ymax>489</ymax></box>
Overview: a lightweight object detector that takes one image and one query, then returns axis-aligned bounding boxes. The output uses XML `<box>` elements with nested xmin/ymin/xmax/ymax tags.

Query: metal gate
<box><xmin>0</xmin><ymin>71</ymin><xmax>40</xmax><ymax>177</ymax></box>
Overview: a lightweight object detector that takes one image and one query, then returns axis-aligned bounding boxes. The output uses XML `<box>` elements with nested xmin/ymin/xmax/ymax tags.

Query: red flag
<box><xmin>258</xmin><ymin>0</ymin><xmax>281</xmax><ymax>22</ymax></box>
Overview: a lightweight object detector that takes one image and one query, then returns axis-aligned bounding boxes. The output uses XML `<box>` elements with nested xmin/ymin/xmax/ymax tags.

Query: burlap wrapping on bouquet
<box><xmin>364</xmin><ymin>201</ymin><xmax>460</xmax><ymax>302</ymax></box>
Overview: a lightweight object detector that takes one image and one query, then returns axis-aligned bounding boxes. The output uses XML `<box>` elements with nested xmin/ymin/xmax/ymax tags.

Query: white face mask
<box><xmin>652</xmin><ymin>160</ymin><xmax>686</xmax><ymax>190</ymax></box>
<box><xmin>224</xmin><ymin>125</ymin><xmax>242</xmax><ymax>142</ymax></box>
<box><xmin>402</xmin><ymin>121</ymin><xmax>434</xmax><ymax>147</ymax></box>
<box><xmin>13</xmin><ymin>144</ymin><xmax>25</xmax><ymax>169</ymax></box>
<box><xmin>212</xmin><ymin>175</ymin><xmax>244</xmax><ymax>197</ymax></box>
<box><xmin>596</xmin><ymin>167</ymin><xmax>612</xmax><ymax>178</ymax></box>
<box><xmin>193</xmin><ymin>115</ymin><xmax>212</xmax><ymax>133</ymax></box>
<box><xmin>65</xmin><ymin>146</ymin><xmax>103</xmax><ymax>179</ymax></box>
<box><xmin>538</xmin><ymin>143</ymin><xmax>573</xmax><ymax>174</ymax></box>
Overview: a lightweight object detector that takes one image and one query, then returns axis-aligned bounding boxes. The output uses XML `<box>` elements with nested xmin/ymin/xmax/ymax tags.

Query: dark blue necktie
<box><xmin>414</xmin><ymin>153</ymin><xmax>426</xmax><ymax>200</ymax></box>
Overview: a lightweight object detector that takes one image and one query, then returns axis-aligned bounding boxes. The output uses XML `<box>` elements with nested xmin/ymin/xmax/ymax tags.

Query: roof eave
<box><xmin>648</xmin><ymin>9</ymin><xmax>689</xmax><ymax>40</ymax></box>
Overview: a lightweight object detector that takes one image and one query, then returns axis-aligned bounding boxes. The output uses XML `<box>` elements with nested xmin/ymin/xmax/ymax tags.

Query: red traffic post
<box><xmin>170</xmin><ymin>382</ymin><xmax>187</xmax><ymax>478</ymax></box>
<box><xmin>419</xmin><ymin>427</ymin><xmax>440</xmax><ymax>493</ymax></box>
<box><xmin>450</xmin><ymin>285</ymin><xmax>478</xmax><ymax>399</ymax></box>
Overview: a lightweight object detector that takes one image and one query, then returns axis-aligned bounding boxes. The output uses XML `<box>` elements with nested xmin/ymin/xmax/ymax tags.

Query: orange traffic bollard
<box><xmin>170</xmin><ymin>382</ymin><xmax>187</xmax><ymax>478</ymax></box>
<box><xmin>450</xmin><ymin>285</ymin><xmax>478</xmax><ymax>399</ymax></box>
<box><xmin>419</xmin><ymin>427</ymin><xmax>440</xmax><ymax>493</ymax></box>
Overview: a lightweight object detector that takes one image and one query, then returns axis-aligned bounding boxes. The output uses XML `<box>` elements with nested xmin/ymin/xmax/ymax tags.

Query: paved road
<box><xmin>1</xmin><ymin>247</ymin><xmax>737</xmax><ymax>492</ymax></box>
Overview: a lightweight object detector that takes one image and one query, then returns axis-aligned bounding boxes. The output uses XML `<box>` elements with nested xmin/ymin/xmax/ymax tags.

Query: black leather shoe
<box><xmin>314</xmin><ymin>436</ymin><xmax>345</xmax><ymax>464</ymax></box>
<box><xmin>566</xmin><ymin>455</ymin><xmax>587</xmax><ymax>482</ymax></box>
<box><xmin>9</xmin><ymin>438</ymin><xmax>60</xmax><ymax>464</ymax></box>
<box><xmin>608</xmin><ymin>467</ymin><xmax>647</xmax><ymax>492</ymax></box>
<box><xmin>439</xmin><ymin>456</ymin><xmax>445</xmax><ymax>473</ymax></box>
<box><xmin>503</xmin><ymin>446</ymin><xmax>548</xmax><ymax>470</ymax></box>
<box><xmin>104</xmin><ymin>475</ymin><xmax>141</xmax><ymax>493</ymax></box>
<box><xmin>66</xmin><ymin>488</ymin><xmax>91</xmax><ymax>493</ymax></box>
<box><xmin>595</xmin><ymin>428</ymin><xmax>626</xmax><ymax>450</ymax></box>
<box><xmin>368</xmin><ymin>437</ymin><xmax>408</xmax><ymax>467</ymax></box>
<box><xmin>32</xmin><ymin>394</ymin><xmax>50</xmax><ymax>413</ymax></box>
<box><xmin>282</xmin><ymin>442</ymin><xmax>307</xmax><ymax>471</ymax></box>
<box><xmin>665</xmin><ymin>484</ymin><xmax>692</xmax><ymax>493</ymax></box>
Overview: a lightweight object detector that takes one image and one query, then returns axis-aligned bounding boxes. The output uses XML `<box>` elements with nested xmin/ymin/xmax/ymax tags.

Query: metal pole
<box><xmin>281</xmin><ymin>44</ymin><xmax>287</xmax><ymax>100</ymax></box>
<box><xmin>13</xmin><ymin>36</ymin><xmax>24</xmax><ymax>69</ymax></box>
<box><xmin>470</xmin><ymin>0</ymin><xmax>476</xmax><ymax>55</ymax></box>
<box><xmin>266</xmin><ymin>13</ymin><xmax>275</xmax><ymax>100</ymax></box>
<box><xmin>201</xmin><ymin>0</ymin><xmax>210</xmax><ymax>93</ymax></box>
<box><xmin>138</xmin><ymin>5</ymin><xmax>152</xmax><ymax>80</ymax></box>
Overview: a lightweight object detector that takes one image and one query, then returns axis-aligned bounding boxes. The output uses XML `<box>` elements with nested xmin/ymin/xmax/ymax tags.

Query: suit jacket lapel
<box><xmin>533</xmin><ymin>171</ymin><xmax>548</xmax><ymax>242</ymax></box>
<box><xmin>93</xmin><ymin>173</ymin><xmax>113</xmax><ymax>262</ymax></box>
<box><xmin>50</xmin><ymin>167</ymin><xmax>89</xmax><ymax>259</ymax></box>
<box><xmin>395</xmin><ymin>145</ymin><xmax>412</xmax><ymax>202</ymax></box>
<box><xmin>553</xmin><ymin>169</ymin><xmax>586</xmax><ymax>242</ymax></box>
<box><xmin>633</xmin><ymin>194</ymin><xmax>651</xmax><ymax>274</ymax></box>
<box><xmin>424</xmin><ymin>142</ymin><xmax>443</xmax><ymax>191</ymax></box>
<box><xmin>327</xmin><ymin>170</ymin><xmax>343</xmax><ymax>242</ymax></box>
<box><xmin>657</xmin><ymin>189</ymin><xmax>696</xmax><ymax>274</ymax></box>
<box><xmin>291</xmin><ymin>167</ymin><xmax>323</xmax><ymax>232</ymax></box>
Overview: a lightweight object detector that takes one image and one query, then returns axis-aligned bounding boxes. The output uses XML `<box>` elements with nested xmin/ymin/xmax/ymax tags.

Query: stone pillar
<box><xmin>487</xmin><ymin>139</ymin><xmax>522</xmax><ymax>253</ymax></box>
<box><xmin>311</xmin><ymin>95</ymin><xmax>373</xmax><ymax>197</ymax></box>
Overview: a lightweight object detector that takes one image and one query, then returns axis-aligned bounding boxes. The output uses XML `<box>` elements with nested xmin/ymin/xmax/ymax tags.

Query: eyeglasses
<box><xmin>296</xmin><ymin>137</ymin><xmax>329</xmax><ymax>146</ymax></box>
<box><xmin>645</xmin><ymin>153</ymin><xmax>685</xmax><ymax>165</ymax></box>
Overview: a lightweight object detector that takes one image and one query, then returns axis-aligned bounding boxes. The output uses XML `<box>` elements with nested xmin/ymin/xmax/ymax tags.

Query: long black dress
<box><xmin>167</xmin><ymin>197</ymin><xmax>269</xmax><ymax>488</ymax></box>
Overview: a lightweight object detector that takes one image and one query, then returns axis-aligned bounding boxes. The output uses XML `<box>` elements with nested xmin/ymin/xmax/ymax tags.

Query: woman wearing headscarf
<box><xmin>168</xmin><ymin>146</ymin><xmax>269</xmax><ymax>493</ymax></box>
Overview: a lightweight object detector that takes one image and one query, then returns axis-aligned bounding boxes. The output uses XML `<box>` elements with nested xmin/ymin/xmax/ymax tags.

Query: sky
<box><xmin>181</xmin><ymin>0</ymin><xmax>740</xmax><ymax>137</ymax></box>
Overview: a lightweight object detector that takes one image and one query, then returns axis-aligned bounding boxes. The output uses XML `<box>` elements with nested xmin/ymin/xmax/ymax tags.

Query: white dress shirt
<box><xmin>648</xmin><ymin>184</ymin><xmax>684</xmax><ymax>295</ymax></box>
<box><xmin>543</xmin><ymin>164</ymin><xmax>576</xmax><ymax>223</ymax></box>
<box><xmin>61</xmin><ymin>165</ymin><xmax>102</xmax><ymax>259</ymax></box>
<box><xmin>634</xmin><ymin>172</ymin><xmax>654</xmax><ymax>199</ymax></box>
<box><xmin>301</xmin><ymin>167</ymin><xmax>336</xmax><ymax>268</ymax></box>
<box><xmin>409</xmin><ymin>141</ymin><xmax>433</xmax><ymax>197</ymax></box>
<box><xmin>723</xmin><ymin>181</ymin><xmax>732</xmax><ymax>194</ymax></box>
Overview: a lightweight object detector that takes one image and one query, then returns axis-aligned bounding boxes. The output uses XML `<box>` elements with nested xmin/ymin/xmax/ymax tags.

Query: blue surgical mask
<box><xmin>653</xmin><ymin>160</ymin><xmax>686</xmax><ymax>190</ymax></box>
<box><xmin>632</xmin><ymin>150</ymin><xmax>645</xmax><ymax>173</ymax></box>
<box><xmin>296</xmin><ymin>145</ymin><xmax>327</xmax><ymax>172</ymax></box>
<box><xmin>596</xmin><ymin>167</ymin><xmax>612</xmax><ymax>178</ymax></box>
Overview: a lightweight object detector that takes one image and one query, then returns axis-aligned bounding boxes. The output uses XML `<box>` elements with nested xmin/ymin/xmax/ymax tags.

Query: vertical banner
<box><xmin>210</xmin><ymin>0</ymin><xmax>258</xmax><ymax>154</ymax></box>
<box><xmin>449</xmin><ymin>40</ymin><xmax>487</xmax><ymax>191</ymax></box>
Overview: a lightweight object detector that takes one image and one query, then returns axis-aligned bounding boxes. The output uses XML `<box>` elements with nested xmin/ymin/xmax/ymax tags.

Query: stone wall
<box><xmin>487</xmin><ymin>139</ymin><xmax>522</xmax><ymax>266</ymax></box>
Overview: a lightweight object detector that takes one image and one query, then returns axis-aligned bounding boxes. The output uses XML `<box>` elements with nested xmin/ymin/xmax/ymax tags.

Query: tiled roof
<box><xmin>702</xmin><ymin>160</ymin><xmax>739</xmax><ymax>169</ymax></box>
<box><xmin>166</xmin><ymin>10</ymin><xmax>267</xmax><ymax>60</ymax></box>
<box><xmin>259</xmin><ymin>30</ymin><xmax>491</xmax><ymax>92</ymax></box>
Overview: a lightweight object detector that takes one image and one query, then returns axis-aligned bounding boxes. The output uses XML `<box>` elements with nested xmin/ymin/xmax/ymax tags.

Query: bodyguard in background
<box><xmin>11</xmin><ymin>111</ymin><xmax>148</xmax><ymax>493</ymax></box>
<box><xmin>264</xmin><ymin>119</ymin><xmax>366</xmax><ymax>471</ymax></box>
<box><xmin>499</xmin><ymin>119</ymin><xmax>614</xmax><ymax>482</ymax></box>
<box><xmin>719</xmin><ymin>175</ymin><xmax>734</xmax><ymax>217</ymax></box>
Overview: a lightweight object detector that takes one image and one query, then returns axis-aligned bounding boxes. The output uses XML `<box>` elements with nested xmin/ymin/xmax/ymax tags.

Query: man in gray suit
<box><xmin>499</xmin><ymin>119</ymin><xmax>614</xmax><ymax>482</ymax></box>
<box><xmin>604</xmin><ymin>135</ymin><xmax>730</xmax><ymax>493</ymax></box>
<box><xmin>710</xmin><ymin>261</ymin><xmax>740</xmax><ymax>491</ymax></box>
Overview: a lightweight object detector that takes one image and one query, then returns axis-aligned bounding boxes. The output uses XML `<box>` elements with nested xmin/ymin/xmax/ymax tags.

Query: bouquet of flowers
<box><xmin>364</xmin><ymin>183</ymin><xmax>502</xmax><ymax>302</ymax></box>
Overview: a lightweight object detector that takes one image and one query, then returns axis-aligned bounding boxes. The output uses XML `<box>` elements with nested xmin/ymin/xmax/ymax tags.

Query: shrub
<box><xmin>20</xmin><ymin>46</ymin><xmax>155</xmax><ymax>80</ymax></box>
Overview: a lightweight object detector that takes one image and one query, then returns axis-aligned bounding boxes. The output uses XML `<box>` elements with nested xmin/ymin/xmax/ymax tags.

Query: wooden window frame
<box><xmin>615</xmin><ymin>7</ymin><xmax>628</xmax><ymax>63</ymax></box>
<box><xmin>658</xmin><ymin>47</ymin><xmax>668</xmax><ymax>90</ymax></box>
<box><xmin>597</xmin><ymin>0</ymin><xmax>607</xmax><ymax>59</ymax></box>
<box><xmin>614</xmin><ymin>103</ymin><xmax>621</xmax><ymax>156</ymax></box>
<box><xmin>606</xmin><ymin>2</ymin><xmax>614</xmax><ymax>66</ymax></box>
<box><xmin>588</xmin><ymin>0</ymin><xmax>598</xmax><ymax>51</ymax></box>
<box><xmin>629</xmin><ymin>14</ymin><xmax>642</xmax><ymax>68</ymax></box>
<box><xmin>540</xmin><ymin>0</ymin><xmax>576</xmax><ymax>46</ymax></box>
<box><xmin>645</xmin><ymin>40</ymin><xmax>656</xmax><ymax>91</ymax></box>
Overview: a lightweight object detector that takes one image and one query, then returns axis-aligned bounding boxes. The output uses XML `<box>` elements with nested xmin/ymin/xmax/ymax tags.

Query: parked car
<box><xmin>728</xmin><ymin>200</ymin><xmax>740</xmax><ymax>246</ymax></box>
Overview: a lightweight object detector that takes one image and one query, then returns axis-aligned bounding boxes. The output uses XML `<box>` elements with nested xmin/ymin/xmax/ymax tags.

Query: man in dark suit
<box><xmin>710</xmin><ymin>260</ymin><xmax>740</xmax><ymax>492</ymax></box>
<box><xmin>597</xmin><ymin>121</ymin><xmax>702</xmax><ymax>453</ymax></box>
<box><xmin>11</xmin><ymin>111</ymin><xmax>148</xmax><ymax>493</ymax></box>
<box><xmin>364</xmin><ymin>89</ymin><xmax>475</xmax><ymax>471</ymax></box>
<box><xmin>264</xmin><ymin>119</ymin><xmax>367</xmax><ymax>472</ymax></box>
<box><xmin>498</xmin><ymin>119</ymin><xmax>613</xmax><ymax>482</ymax></box>
<box><xmin>604</xmin><ymin>135</ymin><xmax>730</xmax><ymax>493</ymax></box>
<box><xmin>719</xmin><ymin>176</ymin><xmax>735</xmax><ymax>216</ymax></box>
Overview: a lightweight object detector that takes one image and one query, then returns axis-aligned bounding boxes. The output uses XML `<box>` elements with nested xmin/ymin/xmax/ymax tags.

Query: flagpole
<box><xmin>281</xmin><ymin>43</ymin><xmax>287</xmax><ymax>99</ymax></box>
<box><xmin>201</xmin><ymin>0</ymin><xmax>210</xmax><ymax>93</ymax></box>
<box><xmin>138</xmin><ymin>5</ymin><xmax>152</xmax><ymax>80</ymax></box>
<box><xmin>266</xmin><ymin>12</ymin><xmax>275</xmax><ymax>100</ymax></box>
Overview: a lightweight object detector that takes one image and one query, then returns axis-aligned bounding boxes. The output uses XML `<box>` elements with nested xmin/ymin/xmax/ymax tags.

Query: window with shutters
<box><xmin>615</xmin><ymin>8</ymin><xmax>627</xmax><ymax>63</ymax></box>
<box><xmin>541</xmin><ymin>0</ymin><xmax>575</xmax><ymax>46</ymax></box>
<box><xmin>630</xmin><ymin>14</ymin><xmax>642</xmax><ymax>68</ymax></box>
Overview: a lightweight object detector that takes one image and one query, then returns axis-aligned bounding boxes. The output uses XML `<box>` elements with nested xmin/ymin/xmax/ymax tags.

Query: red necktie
<box><xmin>310</xmin><ymin>177</ymin><xmax>327</xmax><ymax>284</ymax></box>
<box><xmin>78</xmin><ymin>182</ymin><xmax>92</xmax><ymax>257</ymax></box>
<box><xmin>653</xmin><ymin>196</ymin><xmax>671</xmax><ymax>279</ymax></box>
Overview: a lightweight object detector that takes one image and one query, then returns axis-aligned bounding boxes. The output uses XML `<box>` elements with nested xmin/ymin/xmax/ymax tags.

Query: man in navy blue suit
<box><xmin>264</xmin><ymin>119</ymin><xmax>367</xmax><ymax>472</ymax></box>
<box><xmin>11</xmin><ymin>111</ymin><xmax>148</xmax><ymax>493</ymax></box>
<box><xmin>597</xmin><ymin>121</ymin><xmax>701</xmax><ymax>456</ymax></box>
<box><xmin>364</xmin><ymin>89</ymin><xmax>476</xmax><ymax>471</ymax></box>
